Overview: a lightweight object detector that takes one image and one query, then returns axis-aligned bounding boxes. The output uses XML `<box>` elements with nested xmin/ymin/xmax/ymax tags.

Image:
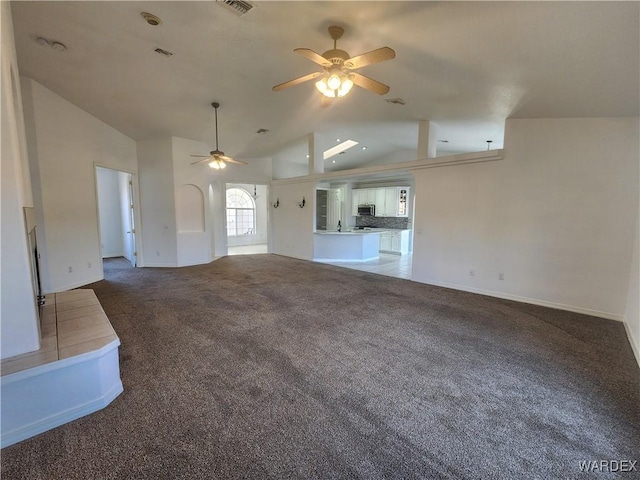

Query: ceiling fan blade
<box><xmin>350</xmin><ymin>72</ymin><xmax>390</xmax><ymax>95</ymax></box>
<box><xmin>190</xmin><ymin>157</ymin><xmax>212</xmax><ymax>165</ymax></box>
<box><xmin>294</xmin><ymin>48</ymin><xmax>331</xmax><ymax>67</ymax></box>
<box><xmin>190</xmin><ymin>155</ymin><xmax>210</xmax><ymax>158</ymax></box>
<box><xmin>224</xmin><ymin>157</ymin><xmax>248</xmax><ymax>166</ymax></box>
<box><xmin>273</xmin><ymin>71</ymin><xmax>323</xmax><ymax>91</ymax></box>
<box><xmin>343</xmin><ymin>47</ymin><xmax>396</xmax><ymax>70</ymax></box>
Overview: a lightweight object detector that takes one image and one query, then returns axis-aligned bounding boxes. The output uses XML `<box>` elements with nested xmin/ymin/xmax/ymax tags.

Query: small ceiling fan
<box><xmin>272</xmin><ymin>26</ymin><xmax>395</xmax><ymax>101</ymax></box>
<box><xmin>191</xmin><ymin>102</ymin><xmax>247</xmax><ymax>170</ymax></box>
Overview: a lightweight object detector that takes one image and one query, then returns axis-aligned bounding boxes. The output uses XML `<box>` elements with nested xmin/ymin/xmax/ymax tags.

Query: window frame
<box><xmin>225</xmin><ymin>188</ymin><xmax>256</xmax><ymax>237</ymax></box>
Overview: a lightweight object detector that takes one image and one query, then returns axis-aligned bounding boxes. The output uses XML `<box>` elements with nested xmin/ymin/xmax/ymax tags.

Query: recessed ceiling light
<box><xmin>361</xmin><ymin>146</ymin><xmax>367</xmax><ymax>150</ymax></box>
<box><xmin>141</xmin><ymin>12</ymin><xmax>163</xmax><ymax>26</ymax></box>
<box><xmin>332</xmin><ymin>160</ymin><xmax>336</xmax><ymax>163</ymax></box>
<box><xmin>305</xmin><ymin>154</ymin><xmax>309</xmax><ymax>158</ymax></box>
<box><xmin>51</xmin><ymin>42</ymin><xmax>67</xmax><ymax>52</ymax></box>
<box><xmin>385</xmin><ymin>98</ymin><xmax>406</xmax><ymax>105</ymax></box>
<box><xmin>439</xmin><ymin>140</ymin><xmax>449</xmax><ymax>143</ymax></box>
<box><xmin>324</xmin><ymin>140</ymin><xmax>358</xmax><ymax>160</ymax></box>
<box><xmin>256</xmin><ymin>128</ymin><xmax>269</xmax><ymax>134</ymax></box>
<box><xmin>336</xmin><ymin>138</ymin><xmax>340</xmax><ymax>142</ymax></box>
<box><xmin>35</xmin><ymin>37</ymin><xmax>49</xmax><ymax>47</ymax></box>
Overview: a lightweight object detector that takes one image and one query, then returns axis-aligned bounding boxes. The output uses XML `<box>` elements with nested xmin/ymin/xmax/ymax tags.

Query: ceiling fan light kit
<box><xmin>273</xmin><ymin>25</ymin><xmax>395</xmax><ymax>100</ymax></box>
<box><xmin>315</xmin><ymin>72</ymin><xmax>354</xmax><ymax>98</ymax></box>
<box><xmin>209</xmin><ymin>159</ymin><xmax>226</xmax><ymax>169</ymax></box>
<box><xmin>190</xmin><ymin>102</ymin><xmax>247</xmax><ymax>170</ymax></box>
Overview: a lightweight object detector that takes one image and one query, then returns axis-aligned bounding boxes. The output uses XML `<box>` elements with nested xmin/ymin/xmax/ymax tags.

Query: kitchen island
<box><xmin>313</xmin><ymin>231</ymin><xmax>381</xmax><ymax>262</ymax></box>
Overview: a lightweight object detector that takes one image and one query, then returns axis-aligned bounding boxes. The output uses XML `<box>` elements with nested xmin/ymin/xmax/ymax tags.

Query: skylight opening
<box><xmin>323</xmin><ymin>140</ymin><xmax>358</xmax><ymax>160</ymax></box>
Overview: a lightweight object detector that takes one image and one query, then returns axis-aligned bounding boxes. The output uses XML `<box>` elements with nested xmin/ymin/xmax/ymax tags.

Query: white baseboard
<box><xmin>140</xmin><ymin>262</ymin><xmax>178</xmax><ymax>268</ymax></box>
<box><xmin>314</xmin><ymin>256</ymin><xmax>380</xmax><ymax>263</ymax></box>
<box><xmin>421</xmin><ymin>279</ymin><xmax>624</xmax><ymax>322</ymax></box>
<box><xmin>622</xmin><ymin>320</ymin><xmax>640</xmax><ymax>368</ymax></box>
<box><xmin>274</xmin><ymin>253</ymin><xmax>312</xmax><ymax>262</ymax></box>
<box><xmin>102</xmin><ymin>253</ymin><xmax>124</xmax><ymax>258</ymax></box>
<box><xmin>44</xmin><ymin>275</ymin><xmax>104</xmax><ymax>294</ymax></box>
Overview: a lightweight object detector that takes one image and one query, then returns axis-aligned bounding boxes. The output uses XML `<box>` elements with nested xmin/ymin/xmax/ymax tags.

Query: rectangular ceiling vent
<box><xmin>217</xmin><ymin>0</ymin><xmax>254</xmax><ymax>16</ymax></box>
<box><xmin>154</xmin><ymin>47</ymin><xmax>174</xmax><ymax>57</ymax></box>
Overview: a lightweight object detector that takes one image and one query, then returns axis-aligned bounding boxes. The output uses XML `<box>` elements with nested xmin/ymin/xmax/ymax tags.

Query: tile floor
<box><xmin>320</xmin><ymin>253</ymin><xmax>413</xmax><ymax>280</ymax></box>
<box><xmin>1</xmin><ymin>290</ymin><xmax>118</xmax><ymax>376</ymax></box>
<box><xmin>226</xmin><ymin>243</ymin><xmax>412</xmax><ymax>280</ymax></box>
<box><xmin>228</xmin><ymin>243</ymin><xmax>268</xmax><ymax>255</ymax></box>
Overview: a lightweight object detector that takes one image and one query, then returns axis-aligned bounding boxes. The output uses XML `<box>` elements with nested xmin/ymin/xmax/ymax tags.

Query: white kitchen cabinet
<box><xmin>352</xmin><ymin>186</ymin><xmax>410</xmax><ymax>217</ymax></box>
<box><xmin>382</xmin><ymin>188</ymin><xmax>397</xmax><ymax>216</ymax></box>
<box><xmin>375</xmin><ymin>188</ymin><xmax>386</xmax><ymax>214</ymax></box>
<box><xmin>398</xmin><ymin>188</ymin><xmax>409</xmax><ymax>217</ymax></box>
<box><xmin>361</xmin><ymin>189</ymin><xmax>376</xmax><ymax>204</ymax></box>
<box><xmin>379</xmin><ymin>232</ymin><xmax>392</xmax><ymax>251</ymax></box>
<box><xmin>379</xmin><ymin>230</ymin><xmax>411</xmax><ymax>255</ymax></box>
<box><xmin>352</xmin><ymin>188</ymin><xmax>375</xmax><ymax>216</ymax></box>
<box><xmin>351</xmin><ymin>190</ymin><xmax>360</xmax><ymax>216</ymax></box>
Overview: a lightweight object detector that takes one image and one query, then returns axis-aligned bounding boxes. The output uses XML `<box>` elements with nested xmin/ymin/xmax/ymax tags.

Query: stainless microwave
<box><xmin>357</xmin><ymin>204</ymin><xmax>375</xmax><ymax>216</ymax></box>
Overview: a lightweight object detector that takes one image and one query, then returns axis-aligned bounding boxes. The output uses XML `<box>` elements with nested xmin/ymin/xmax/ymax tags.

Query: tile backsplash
<box><xmin>356</xmin><ymin>216</ymin><xmax>409</xmax><ymax>229</ymax></box>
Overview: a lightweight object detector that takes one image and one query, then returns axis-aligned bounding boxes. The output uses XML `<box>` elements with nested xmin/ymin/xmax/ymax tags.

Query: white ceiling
<box><xmin>11</xmin><ymin>1</ymin><xmax>639</xmax><ymax>172</ymax></box>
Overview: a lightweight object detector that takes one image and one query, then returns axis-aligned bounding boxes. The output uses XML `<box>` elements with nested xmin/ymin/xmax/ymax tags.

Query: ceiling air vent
<box><xmin>154</xmin><ymin>47</ymin><xmax>174</xmax><ymax>57</ymax></box>
<box><xmin>217</xmin><ymin>0</ymin><xmax>255</xmax><ymax>16</ymax></box>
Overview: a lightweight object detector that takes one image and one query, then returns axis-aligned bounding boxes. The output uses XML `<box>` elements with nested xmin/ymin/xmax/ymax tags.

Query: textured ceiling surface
<box><xmin>11</xmin><ymin>1</ymin><xmax>639</xmax><ymax>171</ymax></box>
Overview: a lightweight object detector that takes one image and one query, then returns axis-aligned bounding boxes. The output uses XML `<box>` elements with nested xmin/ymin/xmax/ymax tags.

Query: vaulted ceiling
<box><xmin>11</xmin><ymin>1</ymin><xmax>639</xmax><ymax>172</ymax></box>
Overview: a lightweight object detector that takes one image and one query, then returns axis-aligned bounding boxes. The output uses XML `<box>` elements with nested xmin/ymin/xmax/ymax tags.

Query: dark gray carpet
<box><xmin>2</xmin><ymin>255</ymin><xmax>639</xmax><ymax>479</ymax></box>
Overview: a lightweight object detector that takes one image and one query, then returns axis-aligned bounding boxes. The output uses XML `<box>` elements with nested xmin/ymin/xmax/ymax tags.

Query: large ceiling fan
<box><xmin>272</xmin><ymin>26</ymin><xmax>395</xmax><ymax>100</ymax></box>
<box><xmin>191</xmin><ymin>102</ymin><xmax>247</xmax><ymax>170</ymax></box>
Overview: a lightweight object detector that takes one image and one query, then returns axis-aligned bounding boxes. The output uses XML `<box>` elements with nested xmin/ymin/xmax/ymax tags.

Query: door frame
<box><xmin>94</xmin><ymin>164</ymin><xmax>143</xmax><ymax>273</ymax></box>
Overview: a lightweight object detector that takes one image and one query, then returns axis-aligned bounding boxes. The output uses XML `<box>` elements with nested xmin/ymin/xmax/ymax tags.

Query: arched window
<box><xmin>226</xmin><ymin>188</ymin><xmax>255</xmax><ymax>236</ymax></box>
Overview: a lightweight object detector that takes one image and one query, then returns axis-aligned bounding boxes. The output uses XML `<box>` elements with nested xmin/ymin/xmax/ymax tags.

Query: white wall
<box><xmin>137</xmin><ymin>136</ymin><xmax>272</xmax><ymax>265</ymax></box>
<box><xmin>625</xmin><ymin>202</ymin><xmax>640</xmax><ymax>364</ymax></box>
<box><xmin>360</xmin><ymin>148</ymin><xmax>418</xmax><ymax>168</ymax></box>
<box><xmin>272</xmin><ymin>158</ymin><xmax>309</xmax><ymax>180</ymax></box>
<box><xmin>96</xmin><ymin>167</ymin><xmax>124</xmax><ymax>258</ymax></box>
<box><xmin>137</xmin><ymin>137</ymin><xmax>178</xmax><ymax>267</ymax></box>
<box><xmin>270</xmin><ymin>181</ymin><xmax>316</xmax><ymax>260</ymax></box>
<box><xmin>171</xmin><ymin>136</ymin><xmax>272</xmax><ymax>261</ymax></box>
<box><xmin>412</xmin><ymin>117</ymin><xmax>639</xmax><ymax>320</ymax></box>
<box><xmin>1</xmin><ymin>1</ymin><xmax>40</xmax><ymax>358</ymax></box>
<box><xmin>21</xmin><ymin>78</ymin><xmax>138</xmax><ymax>292</ymax></box>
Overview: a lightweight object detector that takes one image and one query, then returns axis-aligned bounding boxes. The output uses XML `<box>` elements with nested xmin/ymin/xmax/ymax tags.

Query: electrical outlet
<box><xmin>68</xmin><ymin>266</ymin><xmax>73</xmax><ymax>273</ymax></box>
<box><xmin>87</xmin><ymin>262</ymin><xmax>92</xmax><ymax>269</ymax></box>
<box><xmin>498</xmin><ymin>273</ymin><xmax>504</xmax><ymax>280</ymax></box>
<box><xmin>469</xmin><ymin>269</ymin><xmax>475</xmax><ymax>276</ymax></box>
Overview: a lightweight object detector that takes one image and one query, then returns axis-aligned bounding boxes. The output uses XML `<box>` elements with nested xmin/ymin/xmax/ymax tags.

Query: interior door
<box><xmin>127</xmin><ymin>174</ymin><xmax>137</xmax><ymax>267</ymax></box>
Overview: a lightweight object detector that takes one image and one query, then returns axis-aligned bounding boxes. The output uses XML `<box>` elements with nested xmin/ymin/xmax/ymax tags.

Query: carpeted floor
<box><xmin>2</xmin><ymin>255</ymin><xmax>639</xmax><ymax>479</ymax></box>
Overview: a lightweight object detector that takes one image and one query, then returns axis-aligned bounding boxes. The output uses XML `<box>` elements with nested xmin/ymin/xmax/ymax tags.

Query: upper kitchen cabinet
<box><xmin>351</xmin><ymin>190</ymin><xmax>359</xmax><ymax>216</ymax></box>
<box><xmin>360</xmin><ymin>189</ymin><xmax>376</xmax><ymax>205</ymax></box>
<box><xmin>353</xmin><ymin>186</ymin><xmax>410</xmax><ymax>217</ymax></box>
<box><xmin>398</xmin><ymin>188</ymin><xmax>409</xmax><ymax>217</ymax></box>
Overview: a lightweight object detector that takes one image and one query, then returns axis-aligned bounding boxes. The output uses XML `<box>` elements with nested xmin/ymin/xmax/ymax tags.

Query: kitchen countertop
<box><xmin>315</xmin><ymin>230</ymin><xmax>382</xmax><ymax>235</ymax></box>
<box><xmin>315</xmin><ymin>228</ymin><xmax>410</xmax><ymax>234</ymax></box>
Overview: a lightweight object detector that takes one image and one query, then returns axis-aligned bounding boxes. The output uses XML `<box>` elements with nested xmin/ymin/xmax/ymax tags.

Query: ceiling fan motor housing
<box><xmin>322</xmin><ymin>49</ymin><xmax>349</xmax><ymax>65</ymax></box>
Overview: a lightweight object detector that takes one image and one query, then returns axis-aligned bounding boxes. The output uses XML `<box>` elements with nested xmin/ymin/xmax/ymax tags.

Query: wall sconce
<box><xmin>298</xmin><ymin>196</ymin><xmax>306</xmax><ymax>208</ymax></box>
<box><xmin>272</xmin><ymin>198</ymin><xmax>280</xmax><ymax>208</ymax></box>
